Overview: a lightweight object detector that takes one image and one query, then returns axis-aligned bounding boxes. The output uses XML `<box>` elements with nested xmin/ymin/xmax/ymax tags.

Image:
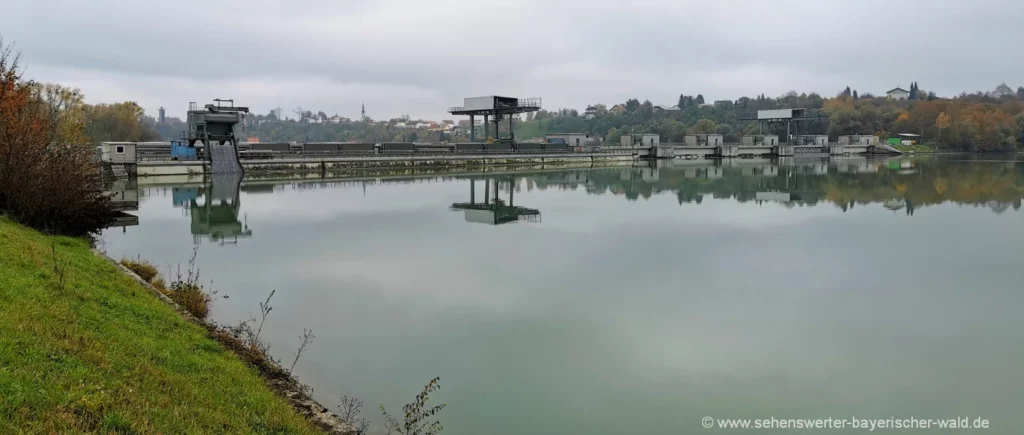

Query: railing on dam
<box><xmin>138</xmin><ymin>148</ymin><xmax>638</xmax><ymax>162</ymax></box>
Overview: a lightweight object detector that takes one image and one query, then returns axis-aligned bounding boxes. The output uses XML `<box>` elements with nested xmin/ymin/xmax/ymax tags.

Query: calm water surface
<box><xmin>102</xmin><ymin>156</ymin><xmax>1024</xmax><ymax>434</ymax></box>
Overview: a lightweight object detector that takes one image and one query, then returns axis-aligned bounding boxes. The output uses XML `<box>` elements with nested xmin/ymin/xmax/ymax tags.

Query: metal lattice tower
<box><xmin>184</xmin><ymin>99</ymin><xmax>249</xmax><ymax>174</ymax></box>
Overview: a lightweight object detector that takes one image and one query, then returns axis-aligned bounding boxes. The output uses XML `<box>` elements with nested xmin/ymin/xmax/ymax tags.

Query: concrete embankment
<box><xmin>137</xmin><ymin>152</ymin><xmax>637</xmax><ymax>176</ymax></box>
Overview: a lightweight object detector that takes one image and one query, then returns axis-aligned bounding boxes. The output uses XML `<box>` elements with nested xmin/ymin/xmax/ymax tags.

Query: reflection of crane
<box><xmin>190</xmin><ymin>174</ymin><xmax>253</xmax><ymax>244</ymax></box>
<box><xmin>450</xmin><ymin>178</ymin><xmax>541</xmax><ymax>225</ymax></box>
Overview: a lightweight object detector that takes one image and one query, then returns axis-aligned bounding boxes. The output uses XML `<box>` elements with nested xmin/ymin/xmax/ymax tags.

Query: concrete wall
<box><xmin>138</xmin><ymin>161</ymin><xmax>205</xmax><ymax>176</ymax></box>
<box><xmin>463</xmin><ymin>96</ymin><xmax>495</xmax><ymax>111</ymax></box>
<box><xmin>758</xmin><ymin>109</ymin><xmax>793</xmax><ymax>119</ymax></box>
<box><xmin>547</xmin><ymin>134</ymin><xmax>589</xmax><ymax>147</ymax></box>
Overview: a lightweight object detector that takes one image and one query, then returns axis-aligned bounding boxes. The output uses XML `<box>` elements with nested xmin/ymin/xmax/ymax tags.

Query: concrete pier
<box><xmin>773</xmin><ymin>145</ymin><xmax>795</xmax><ymax>156</ymax></box>
<box><xmin>716</xmin><ymin>145</ymin><xmax>739</xmax><ymax>157</ymax></box>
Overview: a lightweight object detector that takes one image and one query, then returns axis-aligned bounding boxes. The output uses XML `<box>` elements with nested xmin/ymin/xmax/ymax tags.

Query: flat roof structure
<box><xmin>448</xmin><ymin>96</ymin><xmax>542</xmax><ymax>142</ymax></box>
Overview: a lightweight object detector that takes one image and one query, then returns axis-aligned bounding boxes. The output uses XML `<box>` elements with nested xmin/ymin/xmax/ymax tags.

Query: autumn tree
<box><xmin>0</xmin><ymin>37</ymin><xmax>117</xmax><ymax>235</ymax></box>
<box><xmin>32</xmin><ymin>83</ymin><xmax>88</xmax><ymax>144</ymax></box>
<box><xmin>83</xmin><ymin>101</ymin><xmax>159</xmax><ymax>143</ymax></box>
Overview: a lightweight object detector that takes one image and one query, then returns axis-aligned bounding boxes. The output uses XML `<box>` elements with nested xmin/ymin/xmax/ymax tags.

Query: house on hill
<box><xmin>887</xmin><ymin>87</ymin><xmax>910</xmax><ymax>100</ymax></box>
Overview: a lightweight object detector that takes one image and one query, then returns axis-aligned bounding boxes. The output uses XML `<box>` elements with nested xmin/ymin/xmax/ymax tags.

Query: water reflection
<box><xmin>167</xmin><ymin>174</ymin><xmax>252</xmax><ymax>244</ymax></box>
<box><xmin>106</xmin><ymin>155</ymin><xmax>1024</xmax><ymax>435</ymax></box>
<box><xmin>450</xmin><ymin>178</ymin><xmax>541</xmax><ymax>225</ymax></box>
<box><xmin>135</xmin><ymin>156</ymin><xmax>1024</xmax><ymax>244</ymax></box>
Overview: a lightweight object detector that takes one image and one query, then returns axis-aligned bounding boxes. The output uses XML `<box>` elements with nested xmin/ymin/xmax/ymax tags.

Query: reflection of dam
<box><xmin>450</xmin><ymin>178</ymin><xmax>541</xmax><ymax>225</ymax></box>
<box><xmin>187</xmin><ymin>174</ymin><xmax>252</xmax><ymax>244</ymax></box>
<box><xmin>127</xmin><ymin>155</ymin><xmax>1022</xmax><ymax>237</ymax></box>
<box><xmin>106</xmin><ymin>178</ymin><xmax>140</xmax><ymax>230</ymax></box>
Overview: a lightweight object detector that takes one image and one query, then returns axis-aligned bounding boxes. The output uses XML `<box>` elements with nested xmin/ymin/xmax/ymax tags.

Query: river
<box><xmin>101</xmin><ymin>155</ymin><xmax>1024</xmax><ymax>434</ymax></box>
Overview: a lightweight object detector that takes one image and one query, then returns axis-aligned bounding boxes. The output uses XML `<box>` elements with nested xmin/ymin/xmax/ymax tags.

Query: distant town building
<box><xmin>158</xmin><ymin>107</ymin><xmax>166</xmax><ymax>123</ymax></box>
<box><xmin>583</xmin><ymin>105</ymin><xmax>608</xmax><ymax>119</ymax></box>
<box><xmin>887</xmin><ymin>87</ymin><xmax>910</xmax><ymax>100</ymax></box>
<box><xmin>609</xmin><ymin>104</ymin><xmax>627</xmax><ymax>115</ymax></box>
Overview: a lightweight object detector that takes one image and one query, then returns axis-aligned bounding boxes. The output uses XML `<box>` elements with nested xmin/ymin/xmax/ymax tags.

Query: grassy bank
<box><xmin>0</xmin><ymin>217</ymin><xmax>321</xmax><ymax>433</ymax></box>
<box><xmin>893</xmin><ymin>144</ymin><xmax>936</xmax><ymax>153</ymax></box>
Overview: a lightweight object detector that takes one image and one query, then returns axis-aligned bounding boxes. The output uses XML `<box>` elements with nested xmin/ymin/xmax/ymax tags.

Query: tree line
<box><xmin>217</xmin><ymin>83</ymin><xmax>1024</xmax><ymax>153</ymax></box>
<box><xmin>519</xmin><ymin>83</ymin><xmax>1024</xmax><ymax>152</ymax></box>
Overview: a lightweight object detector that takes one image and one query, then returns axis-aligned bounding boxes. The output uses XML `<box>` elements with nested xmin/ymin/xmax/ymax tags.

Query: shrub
<box><xmin>120</xmin><ymin>257</ymin><xmax>159</xmax><ymax>283</ymax></box>
<box><xmin>150</xmin><ymin>276</ymin><xmax>166</xmax><ymax>291</ymax></box>
<box><xmin>381</xmin><ymin>377</ymin><xmax>447</xmax><ymax>435</ymax></box>
<box><xmin>168</xmin><ymin>281</ymin><xmax>211</xmax><ymax>319</ymax></box>
<box><xmin>0</xmin><ymin>37</ymin><xmax>117</xmax><ymax>236</ymax></box>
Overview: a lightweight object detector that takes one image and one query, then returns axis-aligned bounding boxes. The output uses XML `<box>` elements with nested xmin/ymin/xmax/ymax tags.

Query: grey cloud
<box><xmin>3</xmin><ymin>0</ymin><xmax>1022</xmax><ymax>120</ymax></box>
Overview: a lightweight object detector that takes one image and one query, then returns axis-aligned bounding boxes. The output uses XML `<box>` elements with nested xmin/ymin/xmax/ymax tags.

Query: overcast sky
<box><xmin>3</xmin><ymin>0</ymin><xmax>1021</xmax><ymax>121</ymax></box>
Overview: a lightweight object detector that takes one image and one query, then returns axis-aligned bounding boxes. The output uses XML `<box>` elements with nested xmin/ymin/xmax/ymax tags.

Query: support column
<box><xmin>484</xmin><ymin>179</ymin><xmax>490</xmax><ymax>205</ymax></box>
<box><xmin>470</xmin><ymin>179</ymin><xmax>476</xmax><ymax>204</ymax></box>
<box><xmin>509</xmin><ymin>116</ymin><xmax>514</xmax><ymax>142</ymax></box>
<box><xmin>509</xmin><ymin>180</ymin><xmax>514</xmax><ymax>206</ymax></box>
<box><xmin>484</xmin><ymin>115</ymin><xmax>489</xmax><ymax>141</ymax></box>
<box><xmin>470</xmin><ymin>115</ymin><xmax>475</xmax><ymax>141</ymax></box>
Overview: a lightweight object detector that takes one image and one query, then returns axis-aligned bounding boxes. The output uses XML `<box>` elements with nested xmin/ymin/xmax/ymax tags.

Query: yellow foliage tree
<box><xmin>935</xmin><ymin>112</ymin><xmax>952</xmax><ymax>129</ymax></box>
<box><xmin>32</xmin><ymin>83</ymin><xmax>88</xmax><ymax>145</ymax></box>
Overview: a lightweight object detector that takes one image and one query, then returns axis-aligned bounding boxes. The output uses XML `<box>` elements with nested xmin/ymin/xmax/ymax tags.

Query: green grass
<box><xmin>0</xmin><ymin>217</ymin><xmax>321</xmax><ymax>434</ymax></box>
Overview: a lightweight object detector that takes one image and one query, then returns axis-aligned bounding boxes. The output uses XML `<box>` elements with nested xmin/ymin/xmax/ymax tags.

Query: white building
<box><xmin>97</xmin><ymin>142</ymin><xmax>136</xmax><ymax>163</ymax></box>
<box><xmin>886</xmin><ymin>87</ymin><xmax>910</xmax><ymax>100</ymax></box>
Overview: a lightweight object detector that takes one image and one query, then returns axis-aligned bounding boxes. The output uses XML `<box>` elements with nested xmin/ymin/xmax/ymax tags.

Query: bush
<box><xmin>0</xmin><ymin>38</ymin><xmax>117</xmax><ymax>236</ymax></box>
<box><xmin>167</xmin><ymin>282</ymin><xmax>211</xmax><ymax>319</ymax></box>
<box><xmin>120</xmin><ymin>258</ymin><xmax>159</xmax><ymax>283</ymax></box>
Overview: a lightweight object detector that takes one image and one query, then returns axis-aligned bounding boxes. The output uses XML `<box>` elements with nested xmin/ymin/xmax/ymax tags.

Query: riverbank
<box><xmin>0</xmin><ymin>217</ymin><xmax>335</xmax><ymax>433</ymax></box>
